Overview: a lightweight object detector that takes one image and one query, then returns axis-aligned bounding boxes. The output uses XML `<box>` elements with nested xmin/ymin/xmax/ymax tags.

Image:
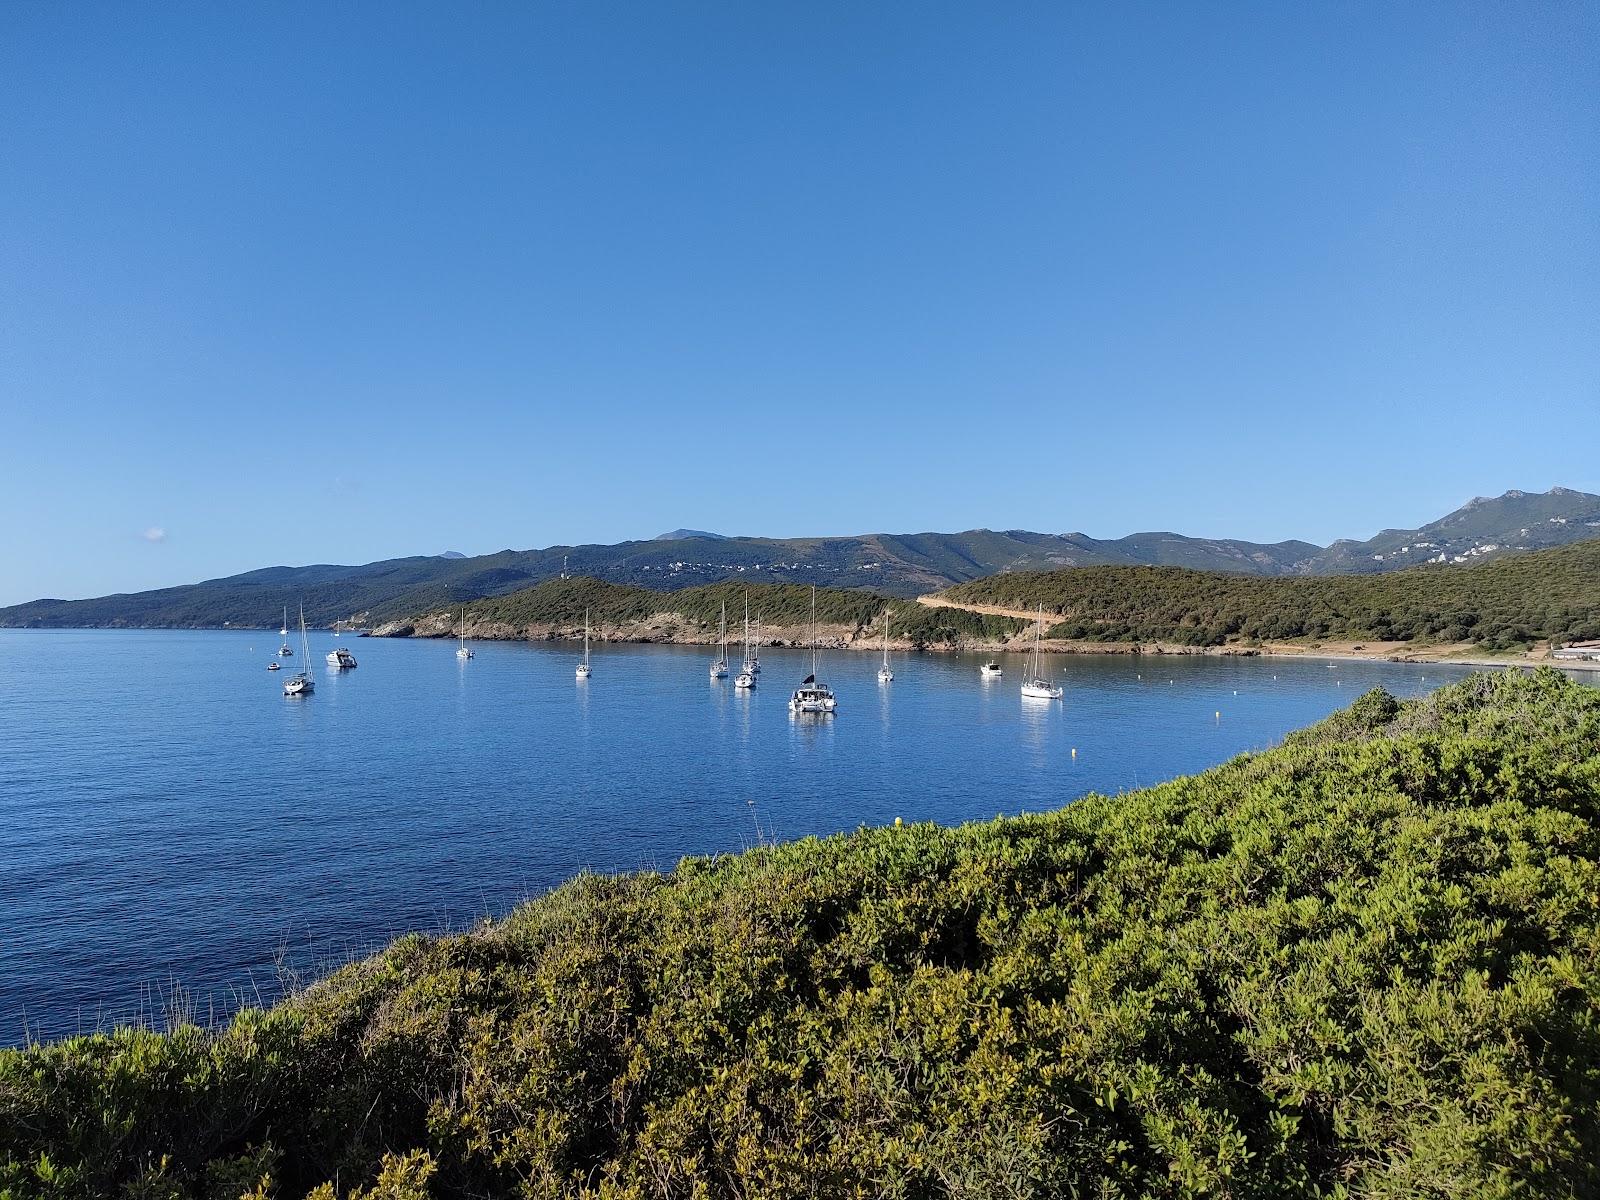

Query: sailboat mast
<box><xmin>1034</xmin><ymin>605</ymin><xmax>1043</xmax><ymax>676</ymax></box>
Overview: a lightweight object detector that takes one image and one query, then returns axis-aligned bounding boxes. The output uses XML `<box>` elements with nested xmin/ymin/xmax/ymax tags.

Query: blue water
<box><xmin>0</xmin><ymin>629</ymin><xmax>1486</xmax><ymax>1044</ymax></box>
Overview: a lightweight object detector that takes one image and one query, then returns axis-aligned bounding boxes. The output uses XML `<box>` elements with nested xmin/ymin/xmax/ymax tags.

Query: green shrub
<box><xmin>946</xmin><ymin>540</ymin><xmax>1600</xmax><ymax>649</ymax></box>
<box><xmin>4</xmin><ymin>670</ymin><xmax>1598</xmax><ymax>1198</ymax></box>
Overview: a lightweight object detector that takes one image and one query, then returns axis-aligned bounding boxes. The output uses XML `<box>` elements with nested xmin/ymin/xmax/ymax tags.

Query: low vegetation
<box><xmin>943</xmin><ymin>539</ymin><xmax>1600</xmax><ymax>650</ymax></box>
<box><xmin>442</xmin><ymin>578</ymin><xmax>1027</xmax><ymax>648</ymax></box>
<box><xmin>4</xmin><ymin>669</ymin><xmax>1598</xmax><ymax>1198</ymax></box>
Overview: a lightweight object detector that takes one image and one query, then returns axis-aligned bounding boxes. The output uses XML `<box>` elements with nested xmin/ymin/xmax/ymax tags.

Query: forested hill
<box><xmin>941</xmin><ymin>538</ymin><xmax>1600</xmax><ymax>650</ymax></box>
<box><xmin>3</xmin><ymin>669</ymin><xmax>1598</xmax><ymax>1197</ymax></box>
<box><xmin>383</xmin><ymin>577</ymin><xmax>1027</xmax><ymax>648</ymax></box>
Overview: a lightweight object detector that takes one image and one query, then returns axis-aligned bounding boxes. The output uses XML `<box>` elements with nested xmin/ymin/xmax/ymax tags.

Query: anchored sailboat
<box><xmin>878</xmin><ymin>609</ymin><xmax>893</xmax><ymax>684</ymax></box>
<box><xmin>710</xmin><ymin>600</ymin><xmax>729</xmax><ymax>679</ymax></box>
<box><xmin>456</xmin><ymin>608</ymin><xmax>473</xmax><ymax>660</ymax></box>
<box><xmin>739</xmin><ymin>593</ymin><xmax>759</xmax><ymax>678</ymax></box>
<box><xmin>283</xmin><ymin>605</ymin><xmax>314</xmax><ymax>696</ymax></box>
<box><xmin>735</xmin><ymin>594</ymin><xmax>756</xmax><ymax>688</ymax></box>
<box><xmin>789</xmin><ymin>586</ymin><xmax>837</xmax><ymax>714</ymax></box>
<box><xmin>1020</xmin><ymin>605</ymin><xmax>1064</xmax><ymax>700</ymax></box>
<box><xmin>576</xmin><ymin>608</ymin><xmax>592</xmax><ymax>679</ymax></box>
<box><xmin>278</xmin><ymin>606</ymin><xmax>293</xmax><ymax>657</ymax></box>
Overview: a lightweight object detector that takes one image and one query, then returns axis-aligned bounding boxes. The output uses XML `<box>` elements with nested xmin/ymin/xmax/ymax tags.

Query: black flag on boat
<box><xmin>802</xmin><ymin>674</ymin><xmax>815</xmax><ymax>685</ymax></box>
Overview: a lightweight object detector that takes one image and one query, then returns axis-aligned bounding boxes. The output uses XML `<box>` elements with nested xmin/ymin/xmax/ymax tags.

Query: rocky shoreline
<box><xmin>367</xmin><ymin>611</ymin><xmax>1594</xmax><ymax>670</ymax></box>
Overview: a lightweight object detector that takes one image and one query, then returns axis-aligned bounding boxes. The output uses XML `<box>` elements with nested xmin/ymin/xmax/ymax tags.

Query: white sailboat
<box><xmin>878</xmin><ymin>609</ymin><xmax>894</xmax><ymax>684</ymax></box>
<box><xmin>739</xmin><ymin>593</ymin><xmax>759</xmax><ymax>678</ymax></box>
<box><xmin>456</xmin><ymin>608</ymin><xmax>473</xmax><ymax>659</ymax></box>
<box><xmin>1020</xmin><ymin>605</ymin><xmax>1064</xmax><ymax>700</ymax></box>
<box><xmin>576</xmin><ymin>608</ymin><xmax>592</xmax><ymax>679</ymax></box>
<box><xmin>735</xmin><ymin>594</ymin><xmax>756</xmax><ymax>687</ymax></box>
<box><xmin>789</xmin><ymin>586</ymin><xmax>837</xmax><ymax>714</ymax></box>
<box><xmin>279</xmin><ymin>607</ymin><xmax>288</xmax><ymax>636</ymax></box>
<box><xmin>278</xmin><ymin>606</ymin><xmax>293</xmax><ymax>657</ymax></box>
<box><xmin>709</xmin><ymin>600</ymin><xmax>729</xmax><ymax>679</ymax></box>
<box><xmin>751</xmin><ymin>614</ymin><xmax>762</xmax><ymax>674</ymax></box>
<box><xmin>283</xmin><ymin>605</ymin><xmax>314</xmax><ymax>696</ymax></box>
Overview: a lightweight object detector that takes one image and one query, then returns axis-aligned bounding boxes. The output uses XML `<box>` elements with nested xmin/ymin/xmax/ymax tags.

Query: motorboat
<box><xmin>980</xmin><ymin>661</ymin><xmax>1002</xmax><ymax>677</ymax></box>
<box><xmin>326</xmin><ymin>646</ymin><xmax>358</xmax><ymax>669</ymax></box>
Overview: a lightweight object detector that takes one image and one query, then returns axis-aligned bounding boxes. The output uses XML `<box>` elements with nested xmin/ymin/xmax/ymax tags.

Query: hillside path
<box><xmin>916</xmin><ymin>594</ymin><xmax>1048</xmax><ymax>623</ymax></box>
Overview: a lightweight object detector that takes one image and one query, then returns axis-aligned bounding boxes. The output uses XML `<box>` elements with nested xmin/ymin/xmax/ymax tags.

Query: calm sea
<box><xmin>0</xmin><ymin>628</ymin><xmax>1488</xmax><ymax>1044</ymax></box>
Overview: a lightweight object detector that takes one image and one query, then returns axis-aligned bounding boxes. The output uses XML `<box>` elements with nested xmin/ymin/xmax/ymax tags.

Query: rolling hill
<box><xmin>1</xmin><ymin>487</ymin><xmax>1594</xmax><ymax>629</ymax></box>
<box><xmin>939</xmin><ymin>537</ymin><xmax>1600</xmax><ymax>650</ymax></box>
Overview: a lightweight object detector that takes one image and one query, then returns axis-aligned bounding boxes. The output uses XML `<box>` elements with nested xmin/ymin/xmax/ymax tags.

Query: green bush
<box><xmin>944</xmin><ymin>540</ymin><xmax>1600</xmax><ymax>649</ymax></box>
<box><xmin>449</xmin><ymin>581</ymin><xmax>1027</xmax><ymax>648</ymax></box>
<box><xmin>4</xmin><ymin>670</ymin><xmax>1598</xmax><ymax>1198</ymax></box>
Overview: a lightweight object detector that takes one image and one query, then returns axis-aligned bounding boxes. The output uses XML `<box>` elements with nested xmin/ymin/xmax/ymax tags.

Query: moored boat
<box><xmin>789</xmin><ymin>587</ymin><xmax>837</xmax><ymax>715</ymax></box>
<box><xmin>283</xmin><ymin>605</ymin><xmax>315</xmax><ymax>696</ymax></box>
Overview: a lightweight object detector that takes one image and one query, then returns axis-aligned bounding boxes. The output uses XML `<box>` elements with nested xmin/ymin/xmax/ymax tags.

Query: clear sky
<box><xmin>1</xmin><ymin>3</ymin><xmax>1595</xmax><ymax>605</ymax></box>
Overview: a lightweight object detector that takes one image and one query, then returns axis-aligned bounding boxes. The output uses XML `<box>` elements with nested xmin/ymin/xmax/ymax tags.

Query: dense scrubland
<box><xmin>407</xmin><ymin>578</ymin><xmax>1027</xmax><ymax>648</ymax></box>
<box><xmin>943</xmin><ymin>539</ymin><xmax>1600</xmax><ymax>651</ymax></box>
<box><xmin>4</xmin><ymin>669</ymin><xmax>1598</xmax><ymax>1198</ymax></box>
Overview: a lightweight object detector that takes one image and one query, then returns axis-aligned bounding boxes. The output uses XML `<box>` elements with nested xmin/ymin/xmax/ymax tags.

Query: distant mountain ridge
<box><xmin>2</xmin><ymin>488</ymin><xmax>1596</xmax><ymax>629</ymax></box>
<box><xmin>654</xmin><ymin>528</ymin><xmax>729</xmax><ymax>542</ymax></box>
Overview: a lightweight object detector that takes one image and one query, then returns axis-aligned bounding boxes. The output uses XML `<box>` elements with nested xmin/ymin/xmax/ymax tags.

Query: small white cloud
<box><xmin>141</xmin><ymin>526</ymin><xmax>167</xmax><ymax>543</ymax></box>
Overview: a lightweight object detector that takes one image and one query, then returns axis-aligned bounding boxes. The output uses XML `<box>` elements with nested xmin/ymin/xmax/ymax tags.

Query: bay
<box><xmin>0</xmin><ymin>628</ymin><xmax>1485</xmax><ymax>1043</ymax></box>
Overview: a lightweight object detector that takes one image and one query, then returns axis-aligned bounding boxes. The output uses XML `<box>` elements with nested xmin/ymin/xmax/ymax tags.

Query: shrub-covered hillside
<box><xmin>3</xmin><ymin>670</ymin><xmax>1598</xmax><ymax>1199</ymax></box>
<box><xmin>428</xmin><ymin>578</ymin><xmax>1026</xmax><ymax>648</ymax></box>
<box><xmin>941</xmin><ymin>539</ymin><xmax>1600</xmax><ymax>650</ymax></box>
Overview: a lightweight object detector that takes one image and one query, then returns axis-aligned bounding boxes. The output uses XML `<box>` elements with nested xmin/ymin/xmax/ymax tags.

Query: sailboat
<box><xmin>279</xmin><ymin>607</ymin><xmax>288</xmax><ymax>636</ymax></box>
<box><xmin>789</xmin><ymin>586</ymin><xmax>837</xmax><ymax>714</ymax></box>
<box><xmin>576</xmin><ymin>608</ymin><xmax>592</xmax><ymax>679</ymax></box>
<box><xmin>278</xmin><ymin>606</ymin><xmax>293</xmax><ymax>657</ymax></box>
<box><xmin>456</xmin><ymin>608</ymin><xmax>473</xmax><ymax>659</ymax></box>
<box><xmin>735</xmin><ymin>594</ymin><xmax>756</xmax><ymax>688</ymax></box>
<box><xmin>739</xmin><ymin>593</ymin><xmax>759</xmax><ymax>678</ymax></box>
<box><xmin>709</xmin><ymin>600</ymin><xmax>729</xmax><ymax>678</ymax></box>
<box><xmin>751</xmin><ymin>615</ymin><xmax>762</xmax><ymax>674</ymax></box>
<box><xmin>878</xmin><ymin>609</ymin><xmax>894</xmax><ymax>684</ymax></box>
<box><xmin>283</xmin><ymin>605</ymin><xmax>315</xmax><ymax>696</ymax></box>
<box><xmin>1020</xmin><ymin>605</ymin><xmax>1064</xmax><ymax>700</ymax></box>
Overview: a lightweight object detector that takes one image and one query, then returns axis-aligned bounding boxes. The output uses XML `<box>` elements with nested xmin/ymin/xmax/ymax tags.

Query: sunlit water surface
<box><xmin>0</xmin><ymin>628</ymin><xmax>1492</xmax><ymax>1042</ymax></box>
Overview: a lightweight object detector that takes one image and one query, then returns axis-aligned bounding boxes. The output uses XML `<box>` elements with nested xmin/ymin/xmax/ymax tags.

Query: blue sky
<box><xmin>1</xmin><ymin>3</ymin><xmax>1595</xmax><ymax>605</ymax></box>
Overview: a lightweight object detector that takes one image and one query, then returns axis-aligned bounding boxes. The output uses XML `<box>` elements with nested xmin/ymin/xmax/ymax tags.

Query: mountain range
<box><xmin>2</xmin><ymin>487</ymin><xmax>1596</xmax><ymax>629</ymax></box>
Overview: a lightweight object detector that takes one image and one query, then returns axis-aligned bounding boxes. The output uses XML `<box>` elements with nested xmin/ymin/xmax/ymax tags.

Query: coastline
<box><xmin>365</xmin><ymin>610</ymin><xmax>1600</xmax><ymax>673</ymax></box>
